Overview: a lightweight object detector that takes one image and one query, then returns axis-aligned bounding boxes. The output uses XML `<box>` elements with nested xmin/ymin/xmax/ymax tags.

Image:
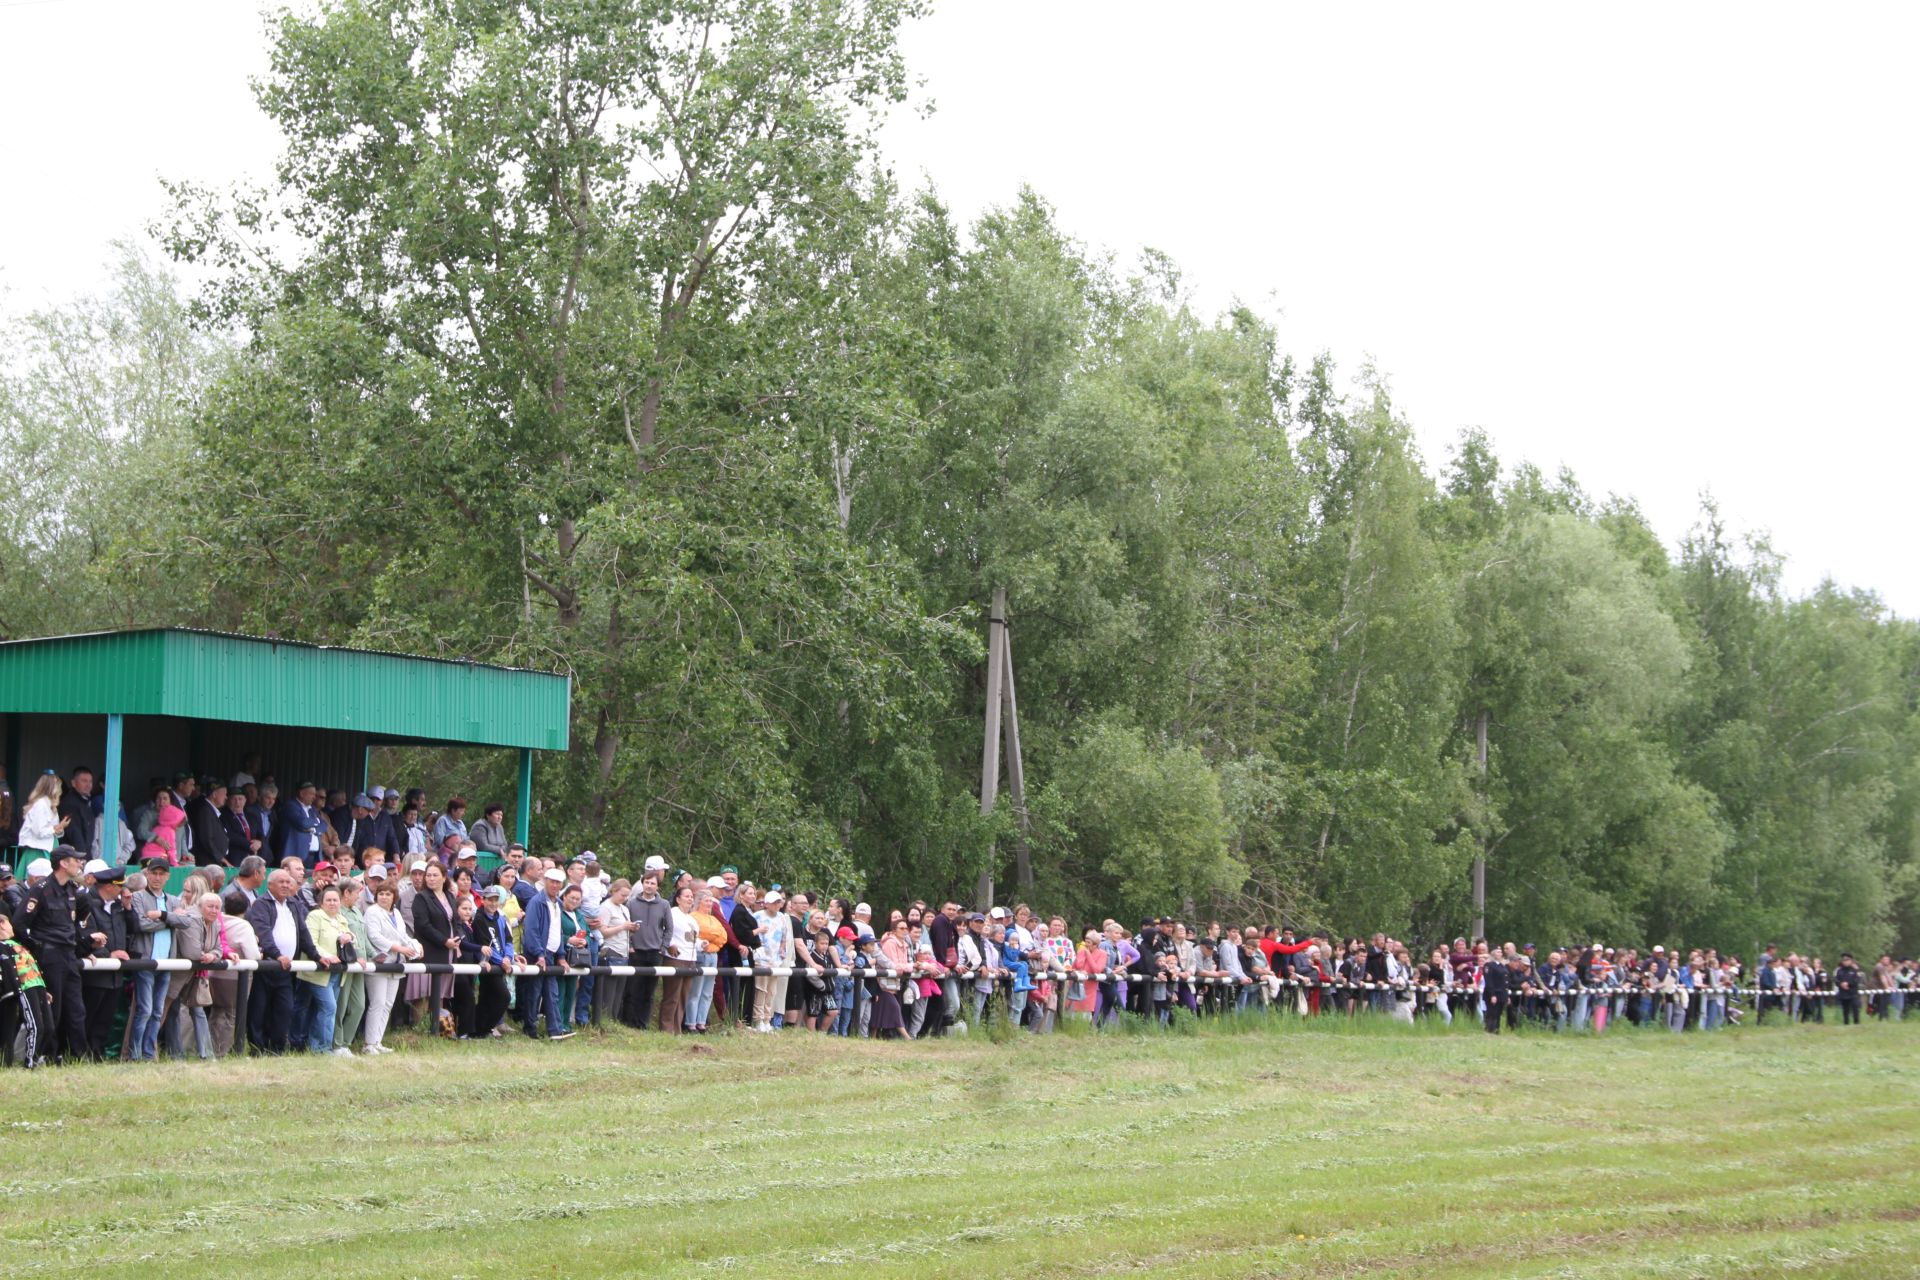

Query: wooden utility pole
<box><xmin>976</xmin><ymin>587</ymin><xmax>1006</xmax><ymax>909</ymax></box>
<box><xmin>1002</xmin><ymin>616</ymin><xmax>1032</xmax><ymax>887</ymax></box>
<box><xmin>1471</xmin><ymin>708</ymin><xmax>1488</xmax><ymax>940</ymax></box>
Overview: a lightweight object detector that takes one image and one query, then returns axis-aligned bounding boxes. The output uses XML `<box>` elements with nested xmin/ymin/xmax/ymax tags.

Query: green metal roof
<box><xmin>0</xmin><ymin>629</ymin><xmax>569</xmax><ymax>751</ymax></box>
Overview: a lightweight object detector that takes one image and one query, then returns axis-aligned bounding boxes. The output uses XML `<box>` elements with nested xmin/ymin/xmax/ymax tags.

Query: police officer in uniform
<box><xmin>9</xmin><ymin>845</ymin><xmax>100</xmax><ymax>1064</ymax></box>
<box><xmin>79</xmin><ymin>863</ymin><xmax>132</xmax><ymax>1061</ymax></box>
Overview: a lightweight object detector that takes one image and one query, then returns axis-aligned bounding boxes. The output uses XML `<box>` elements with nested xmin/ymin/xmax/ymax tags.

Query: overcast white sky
<box><xmin>4</xmin><ymin>1</ymin><xmax>1914</xmax><ymax>611</ymax></box>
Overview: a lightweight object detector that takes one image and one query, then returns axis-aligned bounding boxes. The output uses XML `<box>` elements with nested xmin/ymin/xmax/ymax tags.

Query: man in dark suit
<box><xmin>187</xmin><ymin>778</ymin><xmax>232</xmax><ymax>867</ymax></box>
<box><xmin>221</xmin><ymin>788</ymin><xmax>263</xmax><ymax>861</ymax></box>
<box><xmin>58</xmin><ymin>766</ymin><xmax>98</xmax><ymax>858</ymax></box>
<box><xmin>244</xmin><ymin>868</ymin><xmax>319</xmax><ymax>1053</ymax></box>
<box><xmin>1483</xmin><ymin>952</ymin><xmax>1519</xmax><ymax>1034</ymax></box>
<box><xmin>246</xmin><ymin>784</ymin><xmax>277</xmax><ymax>857</ymax></box>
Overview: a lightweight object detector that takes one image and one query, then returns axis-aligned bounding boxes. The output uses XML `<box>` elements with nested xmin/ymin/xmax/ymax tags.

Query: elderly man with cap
<box><xmin>518</xmin><ymin>866</ymin><xmax>573</xmax><ymax>1039</ymax></box>
<box><xmin>78</xmin><ymin>861</ymin><xmax>133</xmax><ymax>1060</ymax></box>
<box><xmin>12</xmin><ymin>845</ymin><xmax>97</xmax><ymax>1064</ymax></box>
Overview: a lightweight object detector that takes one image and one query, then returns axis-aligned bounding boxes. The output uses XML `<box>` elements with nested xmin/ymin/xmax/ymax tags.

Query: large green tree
<box><xmin>168</xmin><ymin>0</ymin><xmax>965</xmax><ymax>884</ymax></box>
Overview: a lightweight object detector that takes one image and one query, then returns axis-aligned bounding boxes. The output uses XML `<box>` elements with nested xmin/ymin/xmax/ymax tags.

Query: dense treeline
<box><xmin>3</xmin><ymin>0</ymin><xmax>1915</xmax><ymax>959</ymax></box>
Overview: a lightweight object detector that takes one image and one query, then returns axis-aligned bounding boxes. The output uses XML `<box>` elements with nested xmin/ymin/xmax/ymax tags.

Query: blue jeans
<box><xmin>290</xmin><ymin>978</ymin><xmax>314</xmax><ymax>1051</ymax></box>
<box><xmin>306</xmin><ymin>973</ymin><xmax>340</xmax><ymax>1053</ymax></box>
<box><xmin>129</xmin><ymin>969</ymin><xmax>167</xmax><ymax>1061</ymax></box>
<box><xmin>686</xmin><ymin>953</ymin><xmax>718</xmax><ymax>1028</ymax></box>
<box><xmin>527</xmin><ymin>955</ymin><xmax>568</xmax><ymax>1037</ymax></box>
<box><xmin>573</xmin><ymin>937</ymin><xmax>599</xmax><ymax>1026</ymax></box>
<box><xmin>832</xmin><ymin>978</ymin><xmax>856</xmax><ymax>1035</ymax></box>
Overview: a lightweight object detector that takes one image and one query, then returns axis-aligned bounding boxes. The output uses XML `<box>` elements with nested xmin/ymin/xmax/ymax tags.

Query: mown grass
<box><xmin>1</xmin><ymin>1015</ymin><xmax>1916</xmax><ymax>1278</ymax></box>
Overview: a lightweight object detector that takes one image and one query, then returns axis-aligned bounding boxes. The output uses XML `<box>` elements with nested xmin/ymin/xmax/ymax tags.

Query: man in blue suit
<box><xmin>272</xmin><ymin>782</ymin><xmax>326</xmax><ymax>864</ymax></box>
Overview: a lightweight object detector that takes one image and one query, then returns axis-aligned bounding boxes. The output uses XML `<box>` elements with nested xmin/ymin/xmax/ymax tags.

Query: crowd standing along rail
<box><xmin>2</xmin><ymin>769</ymin><xmax>1914</xmax><ymax>1065</ymax></box>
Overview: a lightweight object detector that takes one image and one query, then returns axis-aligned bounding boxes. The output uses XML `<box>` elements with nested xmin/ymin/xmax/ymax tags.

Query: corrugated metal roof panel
<box><xmin>0</xmin><ymin>629</ymin><xmax>569</xmax><ymax>751</ymax></box>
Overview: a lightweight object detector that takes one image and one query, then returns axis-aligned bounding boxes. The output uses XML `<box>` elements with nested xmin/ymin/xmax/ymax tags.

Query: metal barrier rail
<box><xmin>74</xmin><ymin>957</ymin><xmax>1900</xmax><ymax>998</ymax></box>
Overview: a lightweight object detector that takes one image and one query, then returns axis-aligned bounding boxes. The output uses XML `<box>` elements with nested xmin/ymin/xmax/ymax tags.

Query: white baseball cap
<box><xmin>84</xmin><ymin>859</ymin><xmax>109</xmax><ymax>877</ymax></box>
<box><xmin>25</xmin><ymin>858</ymin><xmax>51</xmax><ymax>878</ymax></box>
<box><xmin>643</xmin><ymin>855</ymin><xmax>668</xmax><ymax>873</ymax></box>
<box><xmin>854</xmin><ymin>902</ymin><xmax>872</xmax><ymax>916</ymax></box>
<box><xmin>543</xmin><ymin>868</ymin><xmax>566</xmax><ymax>883</ymax></box>
<box><xmin>365</xmin><ymin>864</ymin><xmax>389</xmax><ymax>880</ymax></box>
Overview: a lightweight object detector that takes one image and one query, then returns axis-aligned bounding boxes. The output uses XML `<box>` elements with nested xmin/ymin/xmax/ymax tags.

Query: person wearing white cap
<box><xmin>517</xmin><ymin>867</ymin><xmax>573</xmax><ymax>1039</ymax></box>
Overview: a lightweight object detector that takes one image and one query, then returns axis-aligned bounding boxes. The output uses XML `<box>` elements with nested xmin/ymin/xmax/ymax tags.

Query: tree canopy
<box><xmin>3</xmin><ymin>0</ymin><xmax>1915</xmax><ymax>960</ymax></box>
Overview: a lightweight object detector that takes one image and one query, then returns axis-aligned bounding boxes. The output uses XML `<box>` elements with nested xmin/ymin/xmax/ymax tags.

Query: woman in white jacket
<box><xmin>363</xmin><ymin>881</ymin><xmax>422</xmax><ymax>1054</ymax></box>
<box><xmin>16</xmin><ymin>774</ymin><xmax>67</xmax><ymax>852</ymax></box>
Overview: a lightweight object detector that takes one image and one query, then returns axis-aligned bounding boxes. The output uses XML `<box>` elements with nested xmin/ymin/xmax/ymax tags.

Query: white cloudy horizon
<box><xmin>3</xmin><ymin>0</ymin><xmax>1913</xmax><ymax>612</ymax></box>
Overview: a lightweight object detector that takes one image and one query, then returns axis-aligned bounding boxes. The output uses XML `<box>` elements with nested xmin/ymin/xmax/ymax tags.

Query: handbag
<box><xmin>566</xmin><ymin>944</ymin><xmax>591</xmax><ymax>968</ymax></box>
<box><xmin>191</xmin><ymin>975</ymin><xmax>214</xmax><ymax>1007</ymax></box>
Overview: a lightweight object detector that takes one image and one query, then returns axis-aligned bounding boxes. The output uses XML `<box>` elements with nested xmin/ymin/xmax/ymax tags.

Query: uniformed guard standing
<box><xmin>9</xmin><ymin>845</ymin><xmax>101</xmax><ymax>1065</ymax></box>
<box><xmin>79</xmin><ymin>864</ymin><xmax>131</xmax><ymax>1061</ymax></box>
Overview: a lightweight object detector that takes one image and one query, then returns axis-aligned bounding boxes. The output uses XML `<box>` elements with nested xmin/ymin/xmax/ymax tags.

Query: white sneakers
<box><xmin>361</xmin><ymin>1044</ymin><xmax>392</xmax><ymax>1055</ymax></box>
<box><xmin>331</xmin><ymin>1047</ymin><xmax>355</xmax><ymax>1058</ymax></box>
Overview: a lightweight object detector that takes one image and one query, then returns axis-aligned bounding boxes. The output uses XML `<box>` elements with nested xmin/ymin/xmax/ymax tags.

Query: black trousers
<box><xmin>255</xmin><ymin>967</ymin><xmax>295</xmax><ymax>1053</ymax></box>
<box><xmin>451</xmin><ymin>975</ymin><xmax>477</xmax><ymax>1036</ymax></box>
<box><xmin>517</xmin><ymin>972</ymin><xmax>546</xmax><ymax>1035</ymax></box>
<box><xmin>1484</xmin><ymin>996</ymin><xmax>1505</xmax><ymax>1034</ymax></box>
<box><xmin>623</xmin><ymin>949</ymin><xmax>663</xmax><ymax>1027</ymax></box>
<box><xmin>39</xmin><ymin>952</ymin><xmax>88</xmax><ymax>1064</ymax></box>
<box><xmin>1839</xmin><ymin>996</ymin><xmax>1860</xmax><ymax>1024</ymax></box>
<box><xmin>82</xmin><ymin>982</ymin><xmax>122</xmax><ymax>1061</ymax></box>
<box><xmin>2</xmin><ymin>987</ymin><xmax>51</xmax><ymax>1067</ymax></box>
<box><xmin>475</xmin><ymin>972</ymin><xmax>510</xmax><ymax>1035</ymax></box>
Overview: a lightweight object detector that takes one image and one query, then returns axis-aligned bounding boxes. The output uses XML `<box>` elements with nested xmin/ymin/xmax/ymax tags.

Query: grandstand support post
<box><xmin>976</xmin><ymin>586</ymin><xmax>1006</xmax><ymax>910</ymax></box>
<box><xmin>1002</xmin><ymin>616</ymin><xmax>1032</xmax><ymax>888</ymax></box>
<box><xmin>103</xmin><ymin>713</ymin><xmax>124</xmax><ymax>866</ymax></box>
<box><xmin>515</xmin><ymin>748</ymin><xmax>533</xmax><ymax>847</ymax></box>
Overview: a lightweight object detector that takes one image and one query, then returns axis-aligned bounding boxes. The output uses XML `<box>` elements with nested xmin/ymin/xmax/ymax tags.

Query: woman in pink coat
<box><xmin>140</xmin><ymin>789</ymin><xmax>188</xmax><ymax>865</ymax></box>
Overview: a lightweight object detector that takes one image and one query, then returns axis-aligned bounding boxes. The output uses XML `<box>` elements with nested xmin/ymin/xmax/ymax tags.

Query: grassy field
<box><xmin>1</xmin><ymin>1015</ymin><xmax>1916</xmax><ymax>1279</ymax></box>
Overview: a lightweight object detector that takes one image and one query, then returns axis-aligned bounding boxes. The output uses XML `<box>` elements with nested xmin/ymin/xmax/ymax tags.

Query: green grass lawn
<box><xmin>1</xmin><ymin>1015</ymin><xmax>1916</xmax><ymax>1279</ymax></box>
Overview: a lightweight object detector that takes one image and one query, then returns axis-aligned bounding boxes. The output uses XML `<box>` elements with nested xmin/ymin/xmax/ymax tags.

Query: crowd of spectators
<box><xmin>0</xmin><ymin>762</ymin><xmax>1914</xmax><ymax>1067</ymax></box>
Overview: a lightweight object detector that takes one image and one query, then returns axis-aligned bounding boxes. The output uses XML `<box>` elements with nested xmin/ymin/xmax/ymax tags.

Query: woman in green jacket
<box><xmin>302</xmin><ymin>887</ymin><xmax>352</xmax><ymax>1057</ymax></box>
